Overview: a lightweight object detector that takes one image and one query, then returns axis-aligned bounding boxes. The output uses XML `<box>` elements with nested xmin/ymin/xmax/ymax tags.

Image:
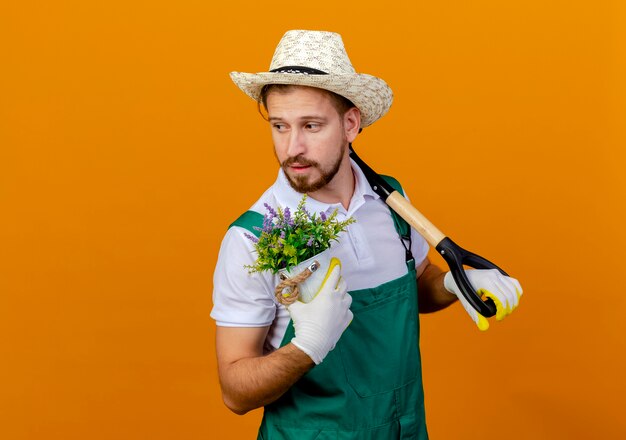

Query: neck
<box><xmin>307</xmin><ymin>155</ymin><xmax>355</xmax><ymax>210</ymax></box>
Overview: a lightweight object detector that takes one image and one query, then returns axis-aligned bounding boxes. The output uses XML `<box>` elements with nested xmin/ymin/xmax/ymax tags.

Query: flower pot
<box><xmin>278</xmin><ymin>250</ymin><xmax>332</xmax><ymax>303</ymax></box>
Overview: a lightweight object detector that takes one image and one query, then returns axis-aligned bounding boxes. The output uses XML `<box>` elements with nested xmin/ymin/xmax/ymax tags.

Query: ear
<box><xmin>343</xmin><ymin>107</ymin><xmax>361</xmax><ymax>143</ymax></box>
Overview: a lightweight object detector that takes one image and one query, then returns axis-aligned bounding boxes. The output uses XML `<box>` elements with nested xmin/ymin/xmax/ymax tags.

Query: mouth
<box><xmin>289</xmin><ymin>164</ymin><xmax>312</xmax><ymax>173</ymax></box>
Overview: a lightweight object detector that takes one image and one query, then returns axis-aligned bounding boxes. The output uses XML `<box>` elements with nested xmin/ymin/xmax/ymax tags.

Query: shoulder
<box><xmin>225</xmin><ymin>179</ymin><xmax>281</xmax><ymax>233</ymax></box>
<box><xmin>379</xmin><ymin>174</ymin><xmax>405</xmax><ymax>196</ymax></box>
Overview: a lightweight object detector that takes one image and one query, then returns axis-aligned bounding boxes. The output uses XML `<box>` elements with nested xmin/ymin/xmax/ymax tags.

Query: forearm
<box><xmin>218</xmin><ymin>342</ymin><xmax>314</xmax><ymax>415</ymax></box>
<box><xmin>417</xmin><ymin>261</ymin><xmax>457</xmax><ymax>313</ymax></box>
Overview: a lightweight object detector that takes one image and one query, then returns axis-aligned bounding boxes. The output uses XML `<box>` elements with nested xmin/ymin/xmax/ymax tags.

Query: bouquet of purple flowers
<box><xmin>244</xmin><ymin>195</ymin><xmax>355</xmax><ymax>274</ymax></box>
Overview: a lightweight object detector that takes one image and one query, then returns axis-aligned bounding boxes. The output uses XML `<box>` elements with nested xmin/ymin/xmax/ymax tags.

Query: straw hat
<box><xmin>230</xmin><ymin>30</ymin><xmax>393</xmax><ymax>127</ymax></box>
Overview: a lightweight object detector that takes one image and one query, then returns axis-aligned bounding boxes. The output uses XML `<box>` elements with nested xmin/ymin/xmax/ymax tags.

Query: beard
<box><xmin>280</xmin><ymin>142</ymin><xmax>347</xmax><ymax>193</ymax></box>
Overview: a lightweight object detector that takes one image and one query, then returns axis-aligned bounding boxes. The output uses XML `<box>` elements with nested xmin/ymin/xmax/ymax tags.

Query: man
<box><xmin>212</xmin><ymin>30</ymin><xmax>522</xmax><ymax>439</ymax></box>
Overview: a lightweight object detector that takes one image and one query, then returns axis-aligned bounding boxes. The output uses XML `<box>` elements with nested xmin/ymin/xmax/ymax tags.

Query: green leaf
<box><xmin>283</xmin><ymin>244</ymin><xmax>296</xmax><ymax>257</ymax></box>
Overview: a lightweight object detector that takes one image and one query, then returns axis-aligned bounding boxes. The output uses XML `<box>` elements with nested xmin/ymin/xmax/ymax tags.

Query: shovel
<box><xmin>349</xmin><ymin>145</ymin><xmax>508</xmax><ymax>317</ymax></box>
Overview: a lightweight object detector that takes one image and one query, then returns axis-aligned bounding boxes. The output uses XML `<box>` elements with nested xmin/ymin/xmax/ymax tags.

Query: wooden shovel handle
<box><xmin>349</xmin><ymin>145</ymin><xmax>501</xmax><ymax>318</ymax></box>
<box><xmin>386</xmin><ymin>192</ymin><xmax>446</xmax><ymax>247</ymax></box>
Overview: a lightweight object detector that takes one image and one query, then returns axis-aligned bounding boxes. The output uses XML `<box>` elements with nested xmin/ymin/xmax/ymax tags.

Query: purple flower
<box><xmin>244</xmin><ymin>232</ymin><xmax>259</xmax><ymax>243</ymax></box>
<box><xmin>262</xmin><ymin>214</ymin><xmax>274</xmax><ymax>233</ymax></box>
<box><xmin>306</xmin><ymin>237</ymin><xmax>314</xmax><ymax>247</ymax></box>
<box><xmin>264</xmin><ymin>203</ymin><xmax>278</xmax><ymax>219</ymax></box>
<box><xmin>320</xmin><ymin>211</ymin><xmax>327</xmax><ymax>221</ymax></box>
<box><xmin>284</xmin><ymin>207</ymin><xmax>294</xmax><ymax>226</ymax></box>
<box><xmin>280</xmin><ymin>230</ymin><xmax>286</xmax><ymax>239</ymax></box>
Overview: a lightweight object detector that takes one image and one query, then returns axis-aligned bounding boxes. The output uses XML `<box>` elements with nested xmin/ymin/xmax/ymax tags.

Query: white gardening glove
<box><xmin>287</xmin><ymin>258</ymin><xmax>353</xmax><ymax>364</ymax></box>
<box><xmin>444</xmin><ymin>269</ymin><xmax>523</xmax><ymax>331</ymax></box>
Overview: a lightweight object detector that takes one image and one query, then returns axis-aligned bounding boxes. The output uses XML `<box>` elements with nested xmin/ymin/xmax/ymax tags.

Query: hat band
<box><xmin>270</xmin><ymin>66</ymin><xmax>328</xmax><ymax>75</ymax></box>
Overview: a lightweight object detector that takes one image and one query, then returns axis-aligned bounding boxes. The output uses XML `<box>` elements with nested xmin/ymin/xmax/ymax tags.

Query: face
<box><xmin>266</xmin><ymin>86</ymin><xmax>357</xmax><ymax>193</ymax></box>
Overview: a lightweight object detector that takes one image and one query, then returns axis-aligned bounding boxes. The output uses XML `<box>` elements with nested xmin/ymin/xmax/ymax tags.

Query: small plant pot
<box><xmin>278</xmin><ymin>250</ymin><xmax>332</xmax><ymax>303</ymax></box>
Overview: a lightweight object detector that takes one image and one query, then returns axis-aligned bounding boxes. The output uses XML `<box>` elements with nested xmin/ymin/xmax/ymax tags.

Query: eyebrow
<box><xmin>268</xmin><ymin>115</ymin><xmax>328</xmax><ymax>122</ymax></box>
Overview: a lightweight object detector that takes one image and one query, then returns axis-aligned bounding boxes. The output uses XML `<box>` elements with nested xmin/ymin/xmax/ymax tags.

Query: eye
<box><xmin>272</xmin><ymin>123</ymin><xmax>286</xmax><ymax>132</ymax></box>
<box><xmin>305</xmin><ymin>122</ymin><xmax>321</xmax><ymax>131</ymax></box>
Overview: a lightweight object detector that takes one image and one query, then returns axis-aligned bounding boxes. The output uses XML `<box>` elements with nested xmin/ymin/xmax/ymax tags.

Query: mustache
<box><xmin>282</xmin><ymin>155</ymin><xmax>320</xmax><ymax>168</ymax></box>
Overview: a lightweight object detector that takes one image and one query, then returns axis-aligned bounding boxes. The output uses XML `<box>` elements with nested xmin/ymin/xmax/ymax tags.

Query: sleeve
<box><xmin>210</xmin><ymin>227</ymin><xmax>278</xmax><ymax>327</ymax></box>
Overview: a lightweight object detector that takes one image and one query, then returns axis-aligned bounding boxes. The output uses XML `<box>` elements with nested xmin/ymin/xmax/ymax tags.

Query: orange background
<box><xmin>1</xmin><ymin>1</ymin><xmax>625</xmax><ymax>439</ymax></box>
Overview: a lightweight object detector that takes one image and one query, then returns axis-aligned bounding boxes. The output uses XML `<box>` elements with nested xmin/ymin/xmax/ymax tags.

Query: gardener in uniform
<box><xmin>212</xmin><ymin>30</ymin><xmax>522</xmax><ymax>439</ymax></box>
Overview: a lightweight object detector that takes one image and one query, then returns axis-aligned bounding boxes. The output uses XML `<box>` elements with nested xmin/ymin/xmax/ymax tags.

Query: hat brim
<box><xmin>230</xmin><ymin>71</ymin><xmax>393</xmax><ymax>127</ymax></box>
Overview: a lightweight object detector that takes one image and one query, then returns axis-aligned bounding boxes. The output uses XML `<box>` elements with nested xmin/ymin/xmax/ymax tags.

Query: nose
<box><xmin>286</xmin><ymin>128</ymin><xmax>306</xmax><ymax>158</ymax></box>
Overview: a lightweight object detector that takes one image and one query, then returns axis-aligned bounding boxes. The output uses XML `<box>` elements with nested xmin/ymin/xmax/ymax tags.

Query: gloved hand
<box><xmin>444</xmin><ymin>269</ymin><xmax>523</xmax><ymax>331</ymax></box>
<box><xmin>288</xmin><ymin>258</ymin><xmax>353</xmax><ymax>364</ymax></box>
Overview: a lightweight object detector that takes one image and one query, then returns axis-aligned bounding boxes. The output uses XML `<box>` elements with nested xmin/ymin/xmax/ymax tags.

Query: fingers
<box><xmin>475</xmin><ymin>314</ymin><xmax>490</xmax><ymax>331</ymax></box>
<box><xmin>445</xmin><ymin>271</ymin><xmax>490</xmax><ymax>330</ymax></box>
<box><xmin>335</xmin><ymin>276</ymin><xmax>347</xmax><ymax>295</ymax></box>
<box><xmin>456</xmin><ymin>292</ymin><xmax>488</xmax><ymax>330</ymax></box>
<box><xmin>482</xmin><ymin>289</ymin><xmax>508</xmax><ymax>321</ymax></box>
<box><xmin>321</xmin><ymin>264</ymin><xmax>342</xmax><ymax>291</ymax></box>
<box><xmin>511</xmin><ymin>277</ymin><xmax>523</xmax><ymax>300</ymax></box>
<box><xmin>341</xmin><ymin>280</ymin><xmax>352</xmax><ymax>310</ymax></box>
<box><xmin>333</xmin><ymin>276</ymin><xmax>352</xmax><ymax>322</ymax></box>
<box><xmin>504</xmin><ymin>277</ymin><xmax>518</xmax><ymax>304</ymax></box>
<box><xmin>491</xmin><ymin>280</ymin><xmax>514</xmax><ymax>320</ymax></box>
<box><xmin>481</xmin><ymin>272</ymin><xmax>522</xmax><ymax>321</ymax></box>
<box><xmin>463</xmin><ymin>269</ymin><xmax>524</xmax><ymax>328</ymax></box>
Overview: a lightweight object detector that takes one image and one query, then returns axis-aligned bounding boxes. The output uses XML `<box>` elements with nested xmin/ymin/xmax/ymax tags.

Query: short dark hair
<box><xmin>258</xmin><ymin>84</ymin><xmax>356</xmax><ymax>120</ymax></box>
